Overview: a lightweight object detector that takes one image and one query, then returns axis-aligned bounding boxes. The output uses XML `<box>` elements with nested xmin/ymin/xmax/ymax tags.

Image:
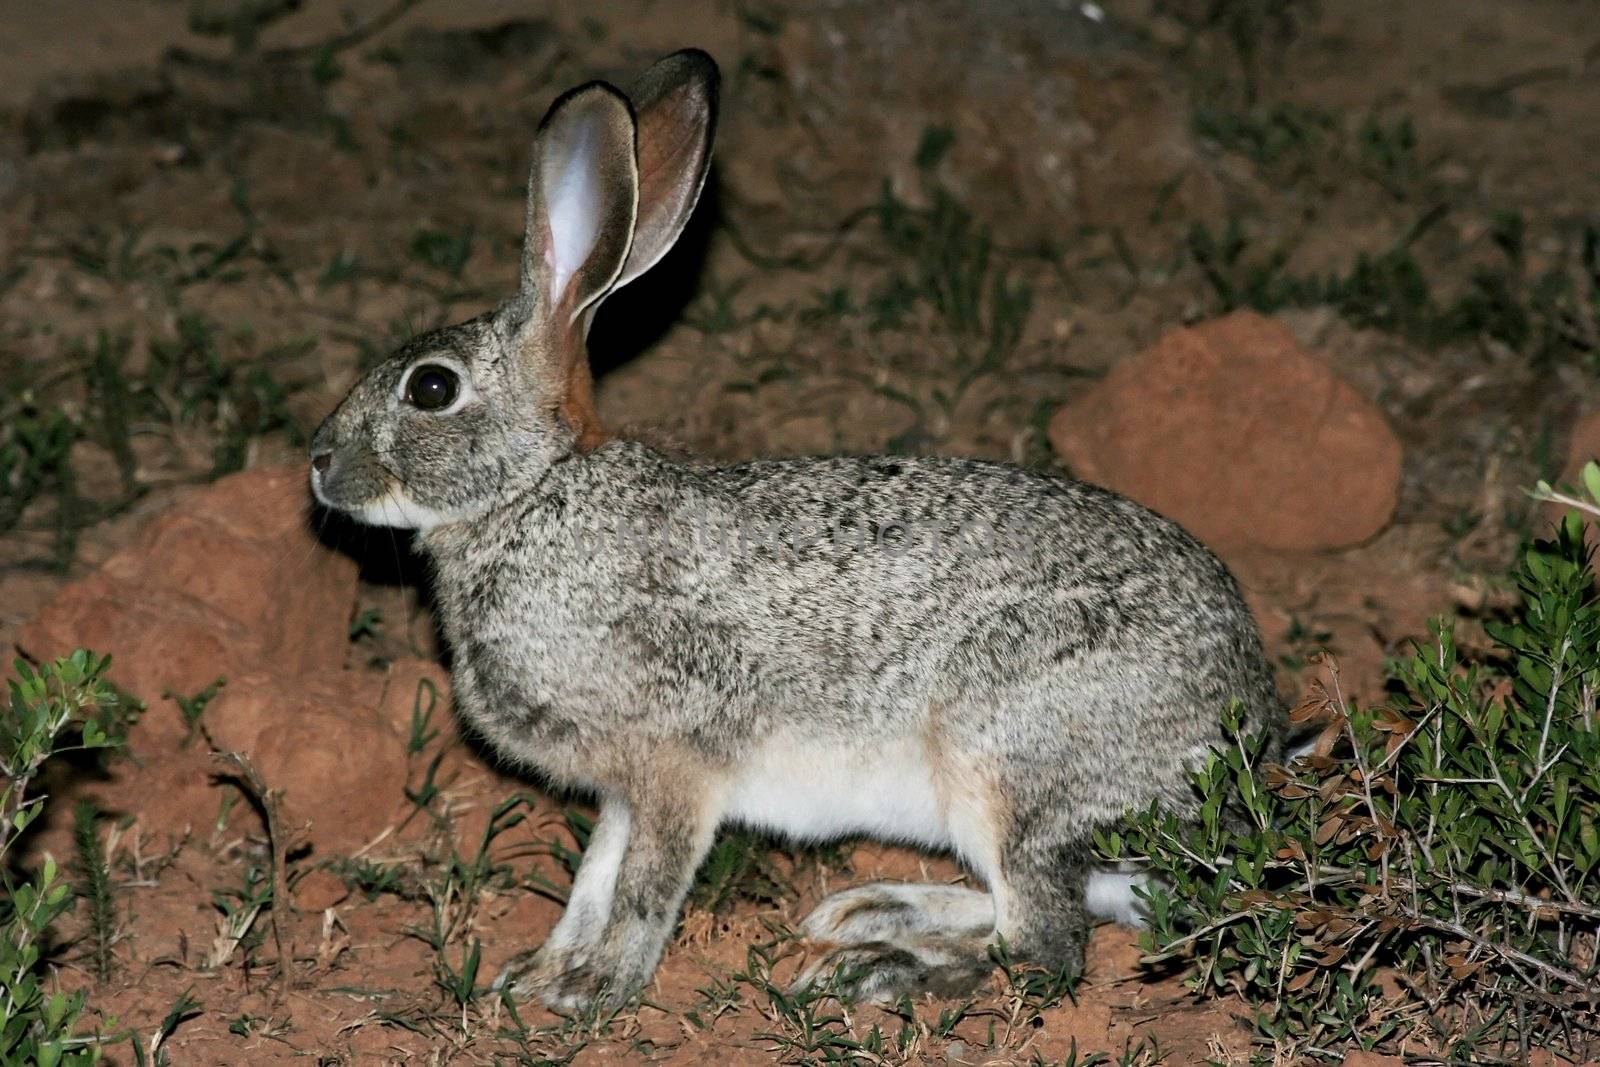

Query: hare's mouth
<box><xmin>311</xmin><ymin>461</ymin><xmax>454</xmax><ymax>531</ymax></box>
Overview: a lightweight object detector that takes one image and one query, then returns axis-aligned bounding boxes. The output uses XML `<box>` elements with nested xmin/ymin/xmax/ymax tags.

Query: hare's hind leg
<box><xmin>794</xmin><ymin>874</ymin><xmax>998</xmax><ymax>1002</ymax></box>
<box><xmin>793</xmin><ymin>932</ymin><xmax>997</xmax><ymax>1002</ymax></box>
<box><xmin>793</xmin><ymin>765</ymin><xmax>1006</xmax><ymax>1003</ymax></box>
<box><xmin>794</xmin><ymin>883</ymin><xmax>996</xmax><ymax>1000</ymax></box>
<box><xmin>792</xmin><ymin>847</ymin><xmax>1093</xmax><ymax>1003</ymax></box>
<box><xmin>801</xmin><ymin>882</ymin><xmax>993</xmax><ymax>944</ymax></box>
<box><xmin>990</xmin><ymin>835</ymin><xmax>1093</xmax><ymax>978</ymax></box>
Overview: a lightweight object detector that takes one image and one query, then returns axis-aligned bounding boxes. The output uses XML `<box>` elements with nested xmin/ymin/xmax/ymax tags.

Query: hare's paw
<box><xmin>793</xmin><ymin>937</ymin><xmax>993</xmax><ymax>1004</ymax></box>
<box><xmin>493</xmin><ymin>945</ymin><xmax>640</xmax><ymax>1014</ymax></box>
<box><xmin>492</xmin><ymin>944</ymin><xmax>565</xmax><ymax>1001</ymax></box>
<box><xmin>492</xmin><ymin>946</ymin><xmax>592</xmax><ymax>1005</ymax></box>
<box><xmin>538</xmin><ymin>961</ymin><xmax>621</xmax><ymax>1014</ymax></box>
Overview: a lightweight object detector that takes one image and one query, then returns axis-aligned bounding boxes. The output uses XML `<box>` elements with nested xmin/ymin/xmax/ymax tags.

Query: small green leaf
<box><xmin>1583</xmin><ymin>460</ymin><xmax>1600</xmax><ymax>504</ymax></box>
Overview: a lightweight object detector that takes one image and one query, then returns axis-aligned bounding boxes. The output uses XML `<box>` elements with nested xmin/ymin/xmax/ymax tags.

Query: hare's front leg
<box><xmin>502</xmin><ymin>778</ymin><xmax>720</xmax><ymax>1012</ymax></box>
<box><xmin>495</xmin><ymin>796</ymin><xmax>631</xmax><ymax>999</ymax></box>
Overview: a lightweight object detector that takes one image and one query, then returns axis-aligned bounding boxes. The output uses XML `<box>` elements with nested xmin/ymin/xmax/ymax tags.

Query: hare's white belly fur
<box><xmin>723</xmin><ymin>731</ymin><xmax>1150</xmax><ymax>927</ymax></box>
<box><xmin>725</xmin><ymin>733</ymin><xmax>951</xmax><ymax>848</ymax></box>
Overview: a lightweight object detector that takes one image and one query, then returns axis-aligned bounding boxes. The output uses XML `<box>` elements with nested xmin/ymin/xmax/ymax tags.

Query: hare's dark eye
<box><xmin>406</xmin><ymin>365</ymin><xmax>459</xmax><ymax>411</ymax></box>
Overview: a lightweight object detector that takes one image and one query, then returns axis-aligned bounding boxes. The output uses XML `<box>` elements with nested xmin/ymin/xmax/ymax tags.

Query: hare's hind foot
<box><xmin>793</xmin><ymin>935</ymin><xmax>994</xmax><ymax>1004</ymax></box>
<box><xmin>795</xmin><ymin>883</ymin><xmax>995</xmax><ymax>1002</ymax></box>
<box><xmin>800</xmin><ymin>871</ymin><xmax>1150</xmax><ymax>947</ymax></box>
<box><xmin>792</xmin><ymin>831</ymin><xmax>1104</xmax><ymax>1002</ymax></box>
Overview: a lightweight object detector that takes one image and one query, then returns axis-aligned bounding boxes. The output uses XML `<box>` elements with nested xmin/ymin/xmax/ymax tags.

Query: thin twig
<box><xmin>212</xmin><ymin>750</ymin><xmax>305</xmax><ymax>997</ymax></box>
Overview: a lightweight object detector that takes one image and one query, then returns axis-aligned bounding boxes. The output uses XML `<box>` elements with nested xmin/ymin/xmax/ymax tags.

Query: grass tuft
<box><xmin>72</xmin><ymin>800</ymin><xmax>118</xmax><ymax>985</ymax></box>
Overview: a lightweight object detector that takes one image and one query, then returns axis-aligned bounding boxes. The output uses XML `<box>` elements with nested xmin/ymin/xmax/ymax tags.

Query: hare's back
<box><xmin>711</xmin><ymin>452</ymin><xmax>1233</xmax><ymax>598</ymax></box>
<box><xmin>698</xmin><ymin>452</ymin><xmax>1279</xmax><ymax>731</ymax></box>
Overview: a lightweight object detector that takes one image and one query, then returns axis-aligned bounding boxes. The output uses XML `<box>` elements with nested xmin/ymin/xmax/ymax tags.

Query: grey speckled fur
<box><xmin>309</xmin><ymin>51</ymin><xmax>1282</xmax><ymax>1010</ymax></box>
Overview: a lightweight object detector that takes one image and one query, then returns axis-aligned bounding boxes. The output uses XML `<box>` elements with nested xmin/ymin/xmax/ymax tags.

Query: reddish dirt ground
<box><xmin>3</xmin><ymin>0</ymin><xmax>1598</xmax><ymax>1062</ymax></box>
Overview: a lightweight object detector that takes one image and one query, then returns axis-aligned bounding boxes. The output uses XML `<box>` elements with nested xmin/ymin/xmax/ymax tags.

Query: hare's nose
<box><xmin>311</xmin><ymin>451</ymin><xmax>333</xmax><ymax>474</ymax></box>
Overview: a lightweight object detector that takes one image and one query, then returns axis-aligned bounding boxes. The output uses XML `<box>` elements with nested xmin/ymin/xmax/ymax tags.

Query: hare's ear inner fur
<box><xmin>612</xmin><ymin>49</ymin><xmax>719</xmax><ymax>291</ymax></box>
<box><xmin>520</xmin><ymin>82</ymin><xmax>640</xmax><ymax>319</ymax></box>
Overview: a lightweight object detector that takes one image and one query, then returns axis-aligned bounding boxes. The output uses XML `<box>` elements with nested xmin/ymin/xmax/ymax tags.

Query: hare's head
<box><xmin>309</xmin><ymin>51</ymin><xmax>718</xmax><ymax>529</ymax></box>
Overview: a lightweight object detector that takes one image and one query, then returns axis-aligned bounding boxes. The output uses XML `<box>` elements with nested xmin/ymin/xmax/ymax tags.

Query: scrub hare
<box><xmin>310</xmin><ymin>49</ymin><xmax>1282</xmax><ymax>1009</ymax></box>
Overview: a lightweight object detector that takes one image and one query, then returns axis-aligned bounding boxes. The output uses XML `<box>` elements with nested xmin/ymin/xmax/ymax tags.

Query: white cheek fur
<box><xmin>356</xmin><ymin>486</ymin><xmax>458</xmax><ymax>531</ymax></box>
<box><xmin>309</xmin><ymin>465</ymin><xmax>331</xmax><ymax>508</ymax></box>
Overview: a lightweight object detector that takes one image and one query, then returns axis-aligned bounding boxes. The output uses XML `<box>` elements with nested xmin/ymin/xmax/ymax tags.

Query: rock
<box><xmin>11</xmin><ymin>463</ymin><xmax>417</xmax><ymax>856</ymax></box>
<box><xmin>205</xmin><ymin>670</ymin><xmax>411</xmax><ymax>853</ymax></box>
<box><xmin>1049</xmin><ymin>310</ymin><xmax>1402</xmax><ymax>551</ymax></box>
<box><xmin>17</xmin><ymin>464</ymin><xmax>358</xmax><ymax>744</ymax></box>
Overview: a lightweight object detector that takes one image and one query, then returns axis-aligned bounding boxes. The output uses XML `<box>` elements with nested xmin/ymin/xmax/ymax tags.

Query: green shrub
<box><xmin>1104</xmin><ymin>503</ymin><xmax>1600</xmax><ymax>1060</ymax></box>
<box><xmin>1</xmin><ymin>651</ymin><xmax>127</xmax><ymax>1066</ymax></box>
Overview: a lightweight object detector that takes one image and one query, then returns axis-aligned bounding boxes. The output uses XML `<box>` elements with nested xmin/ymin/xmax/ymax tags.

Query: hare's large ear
<box><xmin>520</xmin><ymin>82</ymin><xmax>640</xmax><ymax>321</ymax></box>
<box><xmin>611</xmin><ymin>49</ymin><xmax>719</xmax><ymax>290</ymax></box>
